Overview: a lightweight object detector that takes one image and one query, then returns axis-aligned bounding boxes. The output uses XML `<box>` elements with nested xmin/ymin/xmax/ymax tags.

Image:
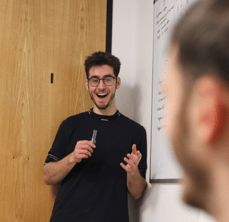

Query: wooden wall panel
<box><xmin>0</xmin><ymin>0</ymin><xmax>107</xmax><ymax>221</ymax></box>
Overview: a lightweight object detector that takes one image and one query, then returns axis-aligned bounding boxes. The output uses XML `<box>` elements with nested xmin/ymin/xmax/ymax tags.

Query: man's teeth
<box><xmin>97</xmin><ymin>93</ymin><xmax>108</xmax><ymax>98</ymax></box>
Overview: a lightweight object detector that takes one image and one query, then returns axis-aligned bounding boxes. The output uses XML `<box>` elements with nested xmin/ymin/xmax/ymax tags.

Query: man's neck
<box><xmin>93</xmin><ymin>105</ymin><xmax>117</xmax><ymax>116</ymax></box>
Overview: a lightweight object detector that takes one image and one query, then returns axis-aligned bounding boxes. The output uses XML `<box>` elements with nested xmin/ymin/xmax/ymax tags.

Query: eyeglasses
<box><xmin>88</xmin><ymin>76</ymin><xmax>117</xmax><ymax>87</ymax></box>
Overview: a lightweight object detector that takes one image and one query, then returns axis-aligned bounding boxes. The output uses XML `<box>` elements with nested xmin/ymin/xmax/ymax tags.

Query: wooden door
<box><xmin>0</xmin><ymin>0</ymin><xmax>107</xmax><ymax>221</ymax></box>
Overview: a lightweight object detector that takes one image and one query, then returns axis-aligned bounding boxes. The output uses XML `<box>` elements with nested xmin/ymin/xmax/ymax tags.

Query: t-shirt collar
<box><xmin>88</xmin><ymin>108</ymin><xmax>121</xmax><ymax>121</ymax></box>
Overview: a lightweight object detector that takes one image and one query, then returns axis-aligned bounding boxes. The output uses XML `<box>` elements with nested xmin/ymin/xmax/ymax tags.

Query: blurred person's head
<box><xmin>165</xmin><ymin>0</ymin><xmax>229</xmax><ymax>219</ymax></box>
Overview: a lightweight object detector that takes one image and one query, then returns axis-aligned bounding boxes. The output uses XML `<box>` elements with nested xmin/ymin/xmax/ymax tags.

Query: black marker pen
<box><xmin>91</xmin><ymin>122</ymin><xmax>98</xmax><ymax>144</ymax></box>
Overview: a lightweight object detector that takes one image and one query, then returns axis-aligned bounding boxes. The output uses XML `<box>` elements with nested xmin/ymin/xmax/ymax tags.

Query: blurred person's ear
<box><xmin>191</xmin><ymin>75</ymin><xmax>228</xmax><ymax>145</ymax></box>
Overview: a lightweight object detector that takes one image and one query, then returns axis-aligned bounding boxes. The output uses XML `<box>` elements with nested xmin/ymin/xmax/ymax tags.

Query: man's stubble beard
<box><xmin>89</xmin><ymin>88</ymin><xmax>116</xmax><ymax>110</ymax></box>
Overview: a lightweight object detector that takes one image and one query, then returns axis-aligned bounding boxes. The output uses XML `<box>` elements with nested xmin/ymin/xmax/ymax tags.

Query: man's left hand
<box><xmin>120</xmin><ymin>144</ymin><xmax>142</xmax><ymax>176</ymax></box>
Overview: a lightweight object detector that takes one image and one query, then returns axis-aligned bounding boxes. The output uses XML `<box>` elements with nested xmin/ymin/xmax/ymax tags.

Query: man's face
<box><xmin>85</xmin><ymin>64</ymin><xmax>120</xmax><ymax>110</ymax></box>
<box><xmin>164</xmin><ymin>45</ymin><xmax>210</xmax><ymax>210</ymax></box>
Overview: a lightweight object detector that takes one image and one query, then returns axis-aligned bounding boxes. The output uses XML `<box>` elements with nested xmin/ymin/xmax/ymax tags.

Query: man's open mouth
<box><xmin>97</xmin><ymin>93</ymin><xmax>108</xmax><ymax>98</ymax></box>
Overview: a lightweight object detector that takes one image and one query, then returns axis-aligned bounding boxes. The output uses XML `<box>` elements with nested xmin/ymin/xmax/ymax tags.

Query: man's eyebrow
<box><xmin>104</xmin><ymin>74</ymin><xmax>115</xmax><ymax>77</ymax></box>
<box><xmin>90</xmin><ymin>74</ymin><xmax>114</xmax><ymax>78</ymax></box>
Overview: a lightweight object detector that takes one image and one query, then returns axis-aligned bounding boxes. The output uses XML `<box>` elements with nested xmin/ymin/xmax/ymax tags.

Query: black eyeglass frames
<box><xmin>87</xmin><ymin>76</ymin><xmax>117</xmax><ymax>87</ymax></box>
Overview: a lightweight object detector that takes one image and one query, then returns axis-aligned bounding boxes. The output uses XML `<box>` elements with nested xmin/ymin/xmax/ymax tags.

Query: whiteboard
<box><xmin>150</xmin><ymin>0</ymin><xmax>197</xmax><ymax>180</ymax></box>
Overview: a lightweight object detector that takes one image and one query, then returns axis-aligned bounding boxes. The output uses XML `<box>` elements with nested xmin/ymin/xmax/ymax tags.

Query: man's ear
<box><xmin>116</xmin><ymin>77</ymin><xmax>121</xmax><ymax>89</ymax></box>
<box><xmin>85</xmin><ymin>79</ymin><xmax>89</xmax><ymax>91</ymax></box>
<box><xmin>193</xmin><ymin>76</ymin><xmax>228</xmax><ymax>144</ymax></box>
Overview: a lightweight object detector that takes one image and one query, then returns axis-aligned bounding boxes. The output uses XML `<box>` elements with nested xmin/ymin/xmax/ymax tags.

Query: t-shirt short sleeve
<box><xmin>136</xmin><ymin>126</ymin><xmax>147</xmax><ymax>179</ymax></box>
<box><xmin>44</xmin><ymin>120</ymin><xmax>68</xmax><ymax>165</ymax></box>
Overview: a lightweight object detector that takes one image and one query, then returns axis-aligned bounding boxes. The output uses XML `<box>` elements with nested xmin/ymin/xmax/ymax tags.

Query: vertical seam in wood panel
<box><xmin>106</xmin><ymin>0</ymin><xmax>113</xmax><ymax>53</ymax></box>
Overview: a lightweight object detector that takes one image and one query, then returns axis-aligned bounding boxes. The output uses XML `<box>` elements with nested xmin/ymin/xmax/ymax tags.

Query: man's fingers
<box><xmin>78</xmin><ymin>154</ymin><xmax>89</xmax><ymax>159</ymax></box>
<box><xmin>77</xmin><ymin>140</ymin><xmax>89</xmax><ymax>145</ymax></box>
<box><xmin>132</xmin><ymin>144</ymin><xmax>137</xmax><ymax>154</ymax></box>
<box><xmin>77</xmin><ymin>140</ymin><xmax>96</xmax><ymax>148</ymax></box>
<box><xmin>121</xmin><ymin>146</ymin><xmax>141</xmax><ymax>173</ymax></box>
<box><xmin>80</xmin><ymin>145</ymin><xmax>94</xmax><ymax>153</ymax></box>
<box><xmin>120</xmin><ymin>162</ymin><xmax>126</xmax><ymax>170</ymax></box>
<box><xmin>76</xmin><ymin>146</ymin><xmax>93</xmax><ymax>154</ymax></box>
<box><xmin>76</xmin><ymin>149</ymin><xmax>92</xmax><ymax>157</ymax></box>
<box><xmin>124</xmin><ymin>157</ymin><xmax>136</xmax><ymax>168</ymax></box>
<box><xmin>89</xmin><ymin>141</ymin><xmax>96</xmax><ymax>148</ymax></box>
<box><xmin>136</xmin><ymin>150</ymin><xmax>142</xmax><ymax>161</ymax></box>
<box><xmin>130</xmin><ymin>149</ymin><xmax>142</xmax><ymax>162</ymax></box>
<box><xmin>120</xmin><ymin>163</ymin><xmax>128</xmax><ymax>172</ymax></box>
<box><xmin>127</xmin><ymin>153</ymin><xmax>138</xmax><ymax>165</ymax></box>
<box><xmin>120</xmin><ymin>162</ymin><xmax>131</xmax><ymax>172</ymax></box>
<box><xmin>75</xmin><ymin>142</ymin><xmax>95</xmax><ymax>153</ymax></box>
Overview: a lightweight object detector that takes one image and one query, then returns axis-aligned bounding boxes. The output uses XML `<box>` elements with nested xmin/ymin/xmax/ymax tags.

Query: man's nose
<box><xmin>98</xmin><ymin>79</ymin><xmax>106</xmax><ymax>89</ymax></box>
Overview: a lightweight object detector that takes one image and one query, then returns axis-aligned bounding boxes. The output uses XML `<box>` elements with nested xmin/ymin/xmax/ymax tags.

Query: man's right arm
<box><xmin>43</xmin><ymin>140</ymin><xmax>96</xmax><ymax>185</ymax></box>
<box><xmin>43</xmin><ymin>153</ymin><xmax>78</xmax><ymax>185</ymax></box>
<box><xmin>51</xmin><ymin>182</ymin><xmax>62</xmax><ymax>201</ymax></box>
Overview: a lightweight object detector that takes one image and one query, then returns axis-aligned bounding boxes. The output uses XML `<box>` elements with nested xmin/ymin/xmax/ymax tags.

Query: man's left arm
<box><xmin>120</xmin><ymin>144</ymin><xmax>147</xmax><ymax>200</ymax></box>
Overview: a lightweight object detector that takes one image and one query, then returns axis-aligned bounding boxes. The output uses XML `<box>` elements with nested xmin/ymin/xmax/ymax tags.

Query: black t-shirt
<box><xmin>45</xmin><ymin>109</ymin><xmax>147</xmax><ymax>222</ymax></box>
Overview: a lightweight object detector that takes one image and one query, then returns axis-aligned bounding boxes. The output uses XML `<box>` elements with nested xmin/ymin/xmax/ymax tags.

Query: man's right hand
<box><xmin>70</xmin><ymin>140</ymin><xmax>96</xmax><ymax>163</ymax></box>
<box><xmin>43</xmin><ymin>141</ymin><xmax>96</xmax><ymax>185</ymax></box>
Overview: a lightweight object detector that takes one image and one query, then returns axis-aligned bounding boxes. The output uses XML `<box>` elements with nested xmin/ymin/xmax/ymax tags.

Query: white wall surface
<box><xmin>112</xmin><ymin>1</ymin><xmax>216</xmax><ymax>222</ymax></box>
